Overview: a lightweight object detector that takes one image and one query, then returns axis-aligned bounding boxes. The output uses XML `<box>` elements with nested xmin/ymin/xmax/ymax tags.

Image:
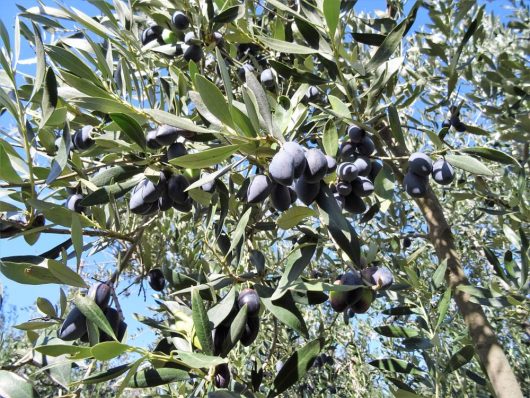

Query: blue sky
<box><xmin>0</xmin><ymin>0</ymin><xmax>516</xmax><ymax>349</ymax></box>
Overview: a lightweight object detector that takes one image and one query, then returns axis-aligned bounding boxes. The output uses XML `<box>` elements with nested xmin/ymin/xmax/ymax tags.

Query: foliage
<box><xmin>0</xmin><ymin>0</ymin><xmax>528</xmax><ymax>397</ymax></box>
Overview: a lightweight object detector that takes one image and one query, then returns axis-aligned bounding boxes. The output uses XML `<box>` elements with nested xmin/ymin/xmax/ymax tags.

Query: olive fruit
<box><xmin>351</xmin><ymin>177</ymin><xmax>375</xmax><ymax>197</ymax></box>
<box><xmin>59</xmin><ymin>307</ymin><xmax>87</xmax><ymax>341</ymax></box>
<box><xmin>350</xmin><ymin>288</ymin><xmax>375</xmax><ymax>314</ymax></box>
<box><xmin>408</xmin><ymin>152</ymin><xmax>433</xmax><ymax>177</ymax></box>
<box><xmin>361</xmin><ymin>266</ymin><xmax>394</xmax><ymax>290</ymax></box>
<box><xmin>237</xmin><ymin>288</ymin><xmax>260</xmax><ymax>317</ymax></box>
<box><xmin>403</xmin><ymin>172</ymin><xmax>428</xmax><ymax>198</ymax></box>
<box><xmin>247</xmin><ymin>175</ymin><xmax>273</xmax><ymax>203</ymax></box>
<box><xmin>269</xmin><ymin>150</ymin><xmax>295</xmax><ymax>186</ymax></box>
<box><xmin>238</xmin><ymin>63</ymin><xmax>254</xmax><ymax>80</ymax></box>
<box><xmin>303</xmin><ymin>85</ymin><xmax>319</xmax><ymax>102</ymax></box>
<box><xmin>337</xmin><ymin>162</ymin><xmax>358</xmax><ymax>182</ymax></box>
<box><xmin>73</xmin><ymin>126</ymin><xmax>95</xmax><ymax>150</ymax></box>
<box><xmin>167</xmin><ymin>142</ymin><xmax>187</xmax><ymax>160</ymax></box>
<box><xmin>340</xmin><ymin>192</ymin><xmax>366</xmax><ymax>214</ymax></box>
<box><xmin>260</xmin><ymin>68</ymin><xmax>275</xmax><ymax>88</ymax></box>
<box><xmin>303</xmin><ymin>148</ymin><xmax>328</xmax><ymax>183</ymax></box>
<box><xmin>240</xmin><ymin>316</ymin><xmax>260</xmax><ymax>346</ymax></box>
<box><xmin>356</xmin><ymin>136</ymin><xmax>375</xmax><ymax>156</ymax></box>
<box><xmin>88</xmin><ymin>282</ymin><xmax>112</xmax><ymax>310</ymax></box>
<box><xmin>172</xmin><ymin>11</ymin><xmax>190</xmax><ymax>30</ymax></box>
<box><xmin>347</xmin><ymin>125</ymin><xmax>366</xmax><ymax>143</ymax></box>
<box><xmin>66</xmin><ymin>194</ymin><xmax>85</xmax><ymax>213</ymax></box>
<box><xmin>148</xmin><ymin>268</ymin><xmax>166</xmax><ymax>291</ymax></box>
<box><xmin>184</xmin><ymin>31</ymin><xmax>196</xmax><ymax>45</ymax></box>
<box><xmin>141</xmin><ymin>25</ymin><xmax>163</xmax><ymax>45</ymax></box>
<box><xmin>325</xmin><ymin>156</ymin><xmax>337</xmax><ymax>173</ymax></box>
<box><xmin>155</xmin><ymin>125</ymin><xmax>180</xmax><ymax>146</ymax></box>
<box><xmin>295</xmin><ymin>178</ymin><xmax>320</xmax><ymax>205</ymax></box>
<box><xmin>214</xmin><ymin>363</ymin><xmax>230</xmax><ymax>388</ymax></box>
<box><xmin>283</xmin><ymin>141</ymin><xmax>307</xmax><ymax>178</ymax></box>
<box><xmin>432</xmin><ymin>158</ymin><xmax>455</xmax><ymax>185</ymax></box>
<box><xmin>368</xmin><ymin>160</ymin><xmax>383</xmax><ymax>182</ymax></box>
<box><xmin>339</xmin><ymin>141</ymin><xmax>356</xmax><ymax>160</ymax></box>
<box><xmin>100</xmin><ymin>307</ymin><xmax>121</xmax><ymax>342</ymax></box>
<box><xmin>167</xmin><ymin>174</ymin><xmax>189</xmax><ymax>204</ymax></box>
<box><xmin>352</xmin><ymin>156</ymin><xmax>371</xmax><ymax>177</ymax></box>
<box><xmin>146</xmin><ymin>129</ymin><xmax>162</xmax><ymax>149</ymax></box>
<box><xmin>336</xmin><ymin>181</ymin><xmax>352</xmax><ymax>196</ymax></box>
<box><xmin>183</xmin><ymin>44</ymin><xmax>203</xmax><ymax>62</ymax></box>
<box><xmin>271</xmin><ymin>183</ymin><xmax>291</xmax><ymax>211</ymax></box>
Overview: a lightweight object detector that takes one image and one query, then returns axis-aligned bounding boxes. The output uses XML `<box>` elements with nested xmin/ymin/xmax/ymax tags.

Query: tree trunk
<box><xmin>377</xmin><ymin>125</ymin><xmax>523</xmax><ymax>398</ymax></box>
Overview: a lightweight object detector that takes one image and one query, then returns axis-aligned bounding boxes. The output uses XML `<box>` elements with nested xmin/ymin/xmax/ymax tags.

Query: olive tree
<box><xmin>0</xmin><ymin>0</ymin><xmax>528</xmax><ymax>397</ymax></box>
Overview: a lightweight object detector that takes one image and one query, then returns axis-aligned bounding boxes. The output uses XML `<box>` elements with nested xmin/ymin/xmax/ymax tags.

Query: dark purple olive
<box><xmin>148</xmin><ymin>268</ymin><xmax>166</xmax><ymax>291</ymax></box>
<box><xmin>237</xmin><ymin>288</ymin><xmax>260</xmax><ymax>317</ymax></box>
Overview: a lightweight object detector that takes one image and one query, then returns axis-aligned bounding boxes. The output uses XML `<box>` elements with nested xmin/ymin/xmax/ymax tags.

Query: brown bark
<box><xmin>377</xmin><ymin>125</ymin><xmax>523</xmax><ymax>398</ymax></box>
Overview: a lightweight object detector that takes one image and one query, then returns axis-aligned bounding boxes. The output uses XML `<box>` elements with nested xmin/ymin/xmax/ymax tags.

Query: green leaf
<box><xmin>432</xmin><ymin>259</ymin><xmax>447</xmax><ymax>288</ymax></box>
<box><xmin>46</xmin><ymin>45</ymin><xmax>100</xmax><ymax>82</ymax></box>
<box><xmin>447</xmin><ymin>8</ymin><xmax>484</xmax><ymax>95</ymax></box>
<box><xmin>192</xmin><ymin>288</ymin><xmax>213</xmax><ymax>355</ymax></box>
<box><xmin>369</xmin><ymin>358</ymin><xmax>424</xmax><ymax>375</ymax></box>
<box><xmin>460</xmin><ymin>147</ymin><xmax>520</xmax><ymax>167</ymax></box>
<box><xmin>277</xmin><ymin>206</ymin><xmax>318</xmax><ymax>229</ymax></box>
<box><xmin>207</xmin><ymin>287</ymin><xmax>236</xmax><ymax>328</ymax></box>
<box><xmin>269</xmin><ymin>60</ymin><xmax>328</xmax><ymax>85</ymax></box>
<box><xmin>73</xmin><ymin>295</ymin><xmax>116</xmax><ymax>340</ymax></box>
<box><xmin>226</xmin><ymin>208</ymin><xmax>252</xmax><ymax>256</ymax></box>
<box><xmin>374</xmin><ymin>326</ymin><xmax>420</xmax><ymax>338</ymax></box>
<box><xmin>81</xmin><ymin>363</ymin><xmax>132</xmax><ymax>384</ymax></box>
<box><xmin>215</xmin><ymin>47</ymin><xmax>233</xmax><ymax>104</ymax></box>
<box><xmin>91</xmin><ymin>341</ymin><xmax>130</xmax><ymax>361</ymax></box>
<box><xmin>435</xmin><ymin>288</ymin><xmax>452</xmax><ymax>330</ymax></box>
<box><xmin>47</xmin><ymin>259</ymin><xmax>87</xmax><ymax>288</ymax></box>
<box><xmin>80</xmin><ymin>174</ymin><xmax>143</xmax><ymax>206</ymax></box>
<box><xmin>322</xmin><ymin>119</ymin><xmax>338</xmax><ymax>157</ymax></box>
<box><xmin>445</xmin><ymin>345</ymin><xmax>475</xmax><ymax>373</ymax></box>
<box><xmin>257</xmin><ymin>36</ymin><xmax>319</xmax><ymax>54</ymax></box>
<box><xmin>269</xmin><ymin>339</ymin><xmax>322</xmax><ymax>397</ymax></box>
<box><xmin>484</xmin><ymin>247</ymin><xmax>508</xmax><ymax>282</ymax></box>
<box><xmin>109</xmin><ymin>113</ymin><xmax>146</xmax><ymax>149</ymax></box>
<box><xmin>387</xmin><ymin>106</ymin><xmax>406</xmax><ymax>149</ymax></box>
<box><xmin>176</xmin><ymin>351</ymin><xmax>226</xmax><ymax>369</ymax></box>
<box><xmin>145</xmin><ymin>109</ymin><xmax>213</xmax><ymax>134</ymax></box>
<box><xmin>445</xmin><ymin>154</ymin><xmax>494</xmax><ymax>176</ymax></box>
<box><xmin>14</xmin><ymin>321</ymin><xmax>57</xmax><ymax>330</ymax></box>
<box><xmin>327</xmin><ymin>95</ymin><xmax>350</xmax><ymax>119</ymax></box>
<box><xmin>35</xmin><ymin>344</ymin><xmax>92</xmax><ymax>359</ymax></box>
<box><xmin>273</xmin><ymin>240</ymin><xmax>317</xmax><ymax>300</ymax></box>
<box><xmin>40</xmin><ymin>67</ymin><xmax>58</xmax><ymax>127</ymax></box>
<box><xmin>90</xmin><ymin>165</ymin><xmax>142</xmax><ymax>187</ymax></box>
<box><xmin>323</xmin><ymin>0</ymin><xmax>340</xmax><ymax>38</ymax></box>
<box><xmin>194</xmin><ymin>75</ymin><xmax>234</xmax><ymax>129</ymax></box>
<box><xmin>0</xmin><ymin>144</ymin><xmax>23</xmax><ymax>184</ymax></box>
<box><xmin>220</xmin><ymin>305</ymin><xmax>248</xmax><ymax>357</ymax></box>
<box><xmin>169</xmin><ymin>145</ymin><xmax>239</xmax><ymax>169</ymax></box>
<box><xmin>352</xmin><ymin>32</ymin><xmax>386</xmax><ymax>46</ymax></box>
<box><xmin>0</xmin><ymin>256</ymin><xmax>61</xmax><ymax>285</ymax></box>
<box><xmin>0</xmin><ymin>370</ymin><xmax>38</xmax><ymax>398</ymax></box>
<box><xmin>212</xmin><ymin>5</ymin><xmax>244</xmax><ymax>23</ymax></box>
<box><xmin>255</xmin><ymin>285</ymin><xmax>308</xmax><ymax>338</ymax></box>
<box><xmin>245</xmin><ymin>67</ymin><xmax>276</xmax><ymax>138</ymax></box>
<box><xmin>365</xmin><ymin>1</ymin><xmax>420</xmax><ymax>73</ymax></box>
<box><xmin>31</xmin><ymin>22</ymin><xmax>45</xmax><ymax>101</ymax></box>
<box><xmin>316</xmin><ymin>184</ymin><xmax>361</xmax><ymax>266</ymax></box>
<box><xmin>127</xmin><ymin>367</ymin><xmax>190</xmax><ymax>388</ymax></box>
<box><xmin>37</xmin><ymin>297</ymin><xmax>56</xmax><ymax>317</ymax></box>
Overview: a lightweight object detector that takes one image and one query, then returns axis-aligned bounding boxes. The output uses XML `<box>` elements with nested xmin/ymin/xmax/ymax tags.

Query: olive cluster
<box><xmin>130</xmin><ymin>125</ymin><xmax>196</xmax><ymax>215</ymax></box>
<box><xmin>141</xmin><ymin>10</ymin><xmax>217</xmax><ymax>63</ymax></box>
<box><xmin>247</xmin><ymin>142</ymin><xmax>335</xmax><ymax>211</ymax></box>
<box><xmin>329</xmin><ymin>266</ymin><xmax>393</xmax><ymax>315</ymax></box>
<box><xmin>212</xmin><ymin>288</ymin><xmax>261</xmax><ymax>388</ymax></box>
<box><xmin>59</xmin><ymin>282</ymin><xmax>127</xmax><ymax>343</ymax></box>
<box><xmin>334</xmin><ymin>125</ymin><xmax>381</xmax><ymax>214</ymax></box>
<box><xmin>403</xmin><ymin>152</ymin><xmax>455</xmax><ymax>198</ymax></box>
